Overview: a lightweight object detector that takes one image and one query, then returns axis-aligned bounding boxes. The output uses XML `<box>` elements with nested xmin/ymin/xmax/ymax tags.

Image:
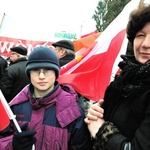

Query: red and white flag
<box><xmin>0</xmin><ymin>90</ymin><xmax>10</xmax><ymax>131</ymax></box>
<box><xmin>0</xmin><ymin>90</ymin><xmax>22</xmax><ymax>132</ymax></box>
<box><xmin>58</xmin><ymin>0</ymin><xmax>141</xmax><ymax>101</ymax></box>
<box><xmin>0</xmin><ymin>100</ymin><xmax>9</xmax><ymax>131</ymax></box>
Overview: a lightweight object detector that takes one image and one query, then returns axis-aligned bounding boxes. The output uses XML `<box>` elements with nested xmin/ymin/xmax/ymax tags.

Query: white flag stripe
<box><xmin>111</xmin><ymin>34</ymin><xmax>128</xmax><ymax>76</ymax></box>
<box><xmin>92</xmin><ymin>0</ymin><xmax>141</xmax><ymax>55</ymax></box>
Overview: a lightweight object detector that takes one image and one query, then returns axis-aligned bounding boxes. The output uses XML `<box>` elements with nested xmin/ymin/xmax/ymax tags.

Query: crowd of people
<box><xmin>0</xmin><ymin>46</ymin><xmax>30</xmax><ymax>102</ymax></box>
<box><xmin>0</xmin><ymin>3</ymin><xmax>150</xmax><ymax>150</ymax></box>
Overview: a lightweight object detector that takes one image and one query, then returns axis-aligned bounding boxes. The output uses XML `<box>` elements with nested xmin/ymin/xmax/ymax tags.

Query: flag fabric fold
<box><xmin>58</xmin><ymin>30</ymin><xmax>126</xmax><ymax>100</ymax></box>
<box><xmin>58</xmin><ymin>0</ymin><xmax>141</xmax><ymax>101</ymax></box>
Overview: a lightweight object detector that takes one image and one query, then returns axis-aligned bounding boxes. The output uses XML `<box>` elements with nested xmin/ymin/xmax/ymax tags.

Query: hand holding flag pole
<box><xmin>0</xmin><ymin>90</ymin><xmax>35</xmax><ymax>150</ymax></box>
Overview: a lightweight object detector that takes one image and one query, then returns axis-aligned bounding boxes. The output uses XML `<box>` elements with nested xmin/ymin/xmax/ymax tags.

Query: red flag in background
<box><xmin>58</xmin><ymin>30</ymin><xmax>126</xmax><ymax>101</ymax></box>
<box><xmin>58</xmin><ymin>0</ymin><xmax>141</xmax><ymax>102</ymax></box>
<box><xmin>0</xmin><ymin>100</ymin><xmax>9</xmax><ymax>131</ymax></box>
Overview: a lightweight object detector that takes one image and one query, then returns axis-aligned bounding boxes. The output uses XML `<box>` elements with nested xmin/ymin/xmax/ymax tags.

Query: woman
<box><xmin>85</xmin><ymin>4</ymin><xmax>150</xmax><ymax>150</ymax></box>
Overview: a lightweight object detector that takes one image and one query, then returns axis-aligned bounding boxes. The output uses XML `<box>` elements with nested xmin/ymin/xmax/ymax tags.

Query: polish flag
<box><xmin>58</xmin><ymin>0</ymin><xmax>141</xmax><ymax>101</ymax></box>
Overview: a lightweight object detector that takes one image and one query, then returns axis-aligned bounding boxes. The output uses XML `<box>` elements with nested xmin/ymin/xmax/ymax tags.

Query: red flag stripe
<box><xmin>0</xmin><ymin>100</ymin><xmax>9</xmax><ymax>131</ymax></box>
<box><xmin>58</xmin><ymin>0</ymin><xmax>141</xmax><ymax>101</ymax></box>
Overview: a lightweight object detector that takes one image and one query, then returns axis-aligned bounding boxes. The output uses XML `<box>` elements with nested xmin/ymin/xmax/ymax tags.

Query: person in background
<box><xmin>84</xmin><ymin>4</ymin><xmax>150</xmax><ymax>150</ymax></box>
<box><xmin>0</xmin><ymin>46</ymin><xmax>30</xmax><ymax>102</ymax></box>
<box><xmin>52</xmin><ymin>39</ymin><xmax>91</xmax><ymax>114</ymax></box>
<box><xmin>0</xmin><ymin>56</ymin><xmax>7</xmax><ymax>79</ymax></box>
<box><xmin>52</xmin><ymin>39</ymin><xmax>75</xmax><ymax>67</ymax></box>
<box><xmin>0</xmin><ymin>46</ymin><xmax>92</xmax><ymax>150</ymax></box>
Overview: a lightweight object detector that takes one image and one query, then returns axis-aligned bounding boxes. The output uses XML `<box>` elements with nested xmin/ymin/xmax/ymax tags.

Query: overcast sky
<box><xmin>0</xmin><ymin>0</ymin><xmax>99</xmax><ymax>33</ymax></box>
<box><xmin>1</xmin><ymin>0</ymin><xmax>150</xmax><ymax>41</ymax></box>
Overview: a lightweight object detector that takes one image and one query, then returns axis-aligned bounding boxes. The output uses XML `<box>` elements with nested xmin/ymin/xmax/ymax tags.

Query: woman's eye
<box><xmin>136</xmin><ymin>34</ymin><xmax>144</xmax><ymax>37</ymax></box>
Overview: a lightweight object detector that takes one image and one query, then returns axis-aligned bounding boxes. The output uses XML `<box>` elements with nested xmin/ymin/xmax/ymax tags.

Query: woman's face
<box><xmin>133</xmin><ymin>22</ymin><xmax>150</xmax><ymax>64</ymax></box>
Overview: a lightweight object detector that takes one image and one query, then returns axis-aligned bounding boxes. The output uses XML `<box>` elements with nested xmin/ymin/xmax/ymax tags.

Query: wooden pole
<box><xmin>138</xmin><ymin>0</ymin><xmax>145</xmax><ymax>9</ymax></box>
<box><xmin>0</xmin><ymin>12</ymin><xmax>5</xmax><ymax>29</ymax></box>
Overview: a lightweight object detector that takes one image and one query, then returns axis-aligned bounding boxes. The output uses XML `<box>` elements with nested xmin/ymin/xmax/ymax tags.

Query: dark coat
<box><xmin>59</xmin><ymin>54</ymin><xmax>75</xmax><ymax>67</ymax></box>
<box><xmin>0</xmin><ymin>56</ymin><xmax>7</xmax><ymax>79</ymax></box>
<box><xmin>0</xmin><ymin>57</ymin><xmax>30</xmax><ymax>102</ymax></box>
<box><xmin>0</xmin><ymin>83</ymin><xmax>92</xmax><ymax>150</ymax></box>
<box><xmin>101</xmin><ymin>55</ymin><xmax>150</xmax><ymax>150</ymax></box>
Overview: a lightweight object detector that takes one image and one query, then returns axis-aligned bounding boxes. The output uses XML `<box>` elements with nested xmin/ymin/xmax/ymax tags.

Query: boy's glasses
<box><xmin>30</xmin><ymin>69</ymin><xmax>54</xmax><ymax>76</ymax></box>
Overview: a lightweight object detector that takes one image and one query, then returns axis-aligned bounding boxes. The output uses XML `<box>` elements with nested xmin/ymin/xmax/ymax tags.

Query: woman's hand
<box><xmin>87</xmin><ymin>118</ymin><xmax>105</xmax><ymax>139</ymax></box>
<box><xmin>84</xmin><ymin>99</ymin><xmax>104</xmax><ymax>124</ymax></box>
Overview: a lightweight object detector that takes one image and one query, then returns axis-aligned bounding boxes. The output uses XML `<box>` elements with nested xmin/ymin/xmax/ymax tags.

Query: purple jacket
<box><xmin>0</xmin><ymin>82</ymin><xmax>92</xmax><ymax>150</ymax></box>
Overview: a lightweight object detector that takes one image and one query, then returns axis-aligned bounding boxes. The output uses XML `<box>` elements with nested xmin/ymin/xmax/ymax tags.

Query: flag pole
<box><xmin>0</xmin><ymin>90</ymin><xmax>21</xmax><ymax>132</ymax></box>
<box><xmin>138</xmin><ymin>0</ymin><xmax>144</xmax><ymax>8</ymax></box>
<box><xmin>0</xmin><ymin>90</ymin><xmax>35</xmax><ymax>150</ymax></box>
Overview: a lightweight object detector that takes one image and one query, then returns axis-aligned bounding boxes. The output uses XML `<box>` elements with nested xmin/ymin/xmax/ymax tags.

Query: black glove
<box><xmin>12</xmin><ymin>123</ymin><xmax>36</xmax><ymax>150</ymax></box>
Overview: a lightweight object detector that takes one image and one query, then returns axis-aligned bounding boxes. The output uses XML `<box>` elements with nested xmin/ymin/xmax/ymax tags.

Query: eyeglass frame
<box><xmin>29</xmin><ymin>68</ymin><xmax>55</xmax><ymax>76</ymax></box>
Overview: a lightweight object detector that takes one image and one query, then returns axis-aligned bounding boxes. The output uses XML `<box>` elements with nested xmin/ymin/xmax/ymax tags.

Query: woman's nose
<box><xmin>141</xmin><ymin>35</ymin><xmax>150</xmax><ymax>48</ymax></box>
